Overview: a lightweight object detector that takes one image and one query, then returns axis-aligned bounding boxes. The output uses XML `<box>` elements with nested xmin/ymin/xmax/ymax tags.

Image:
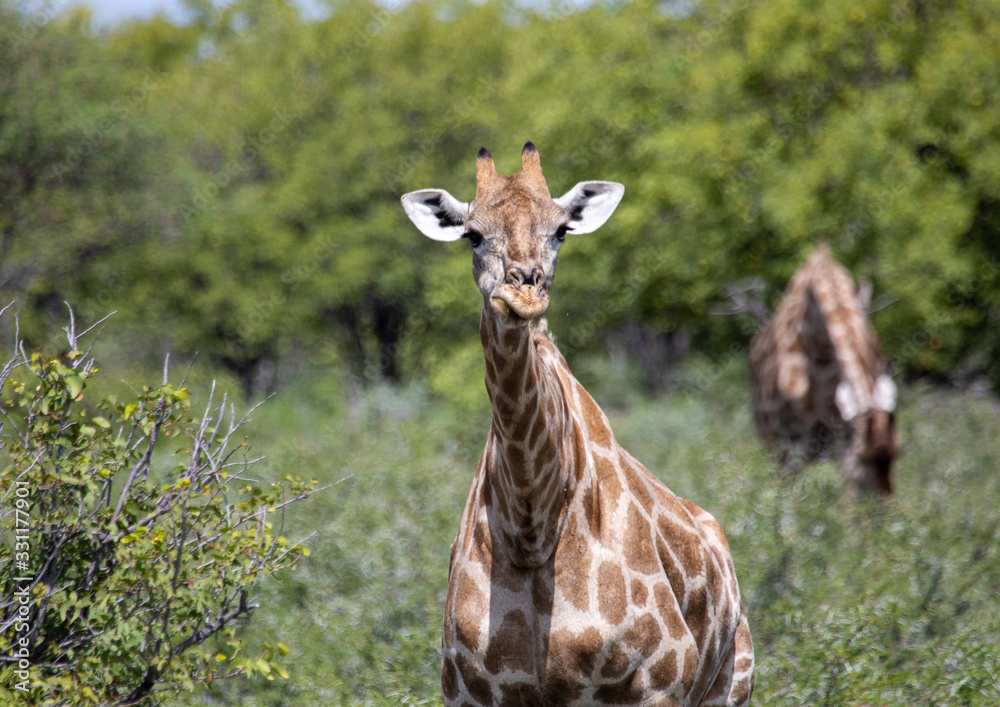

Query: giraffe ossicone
<box><xmin>402</xmin><ymin>143</ymin><xmax>754</xmax><ymax>706</ymax></box>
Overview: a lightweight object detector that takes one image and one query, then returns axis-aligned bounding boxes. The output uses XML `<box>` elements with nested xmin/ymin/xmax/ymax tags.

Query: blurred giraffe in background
<box><xmin>402</xmin><ymin>143</ymin><xmax>754</xmax><ymax>705</ymax></box>
<box><xmin>749</xmin><ymin>244</ymin><xmax>901</xmax><ymax>495</ymax></box>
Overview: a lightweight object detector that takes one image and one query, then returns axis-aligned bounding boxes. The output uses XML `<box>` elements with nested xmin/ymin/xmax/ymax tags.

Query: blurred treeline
<box><xmin>2</xmin><ymin>0</ymin><xmax>999</xmax><ymax>398</ymax></box>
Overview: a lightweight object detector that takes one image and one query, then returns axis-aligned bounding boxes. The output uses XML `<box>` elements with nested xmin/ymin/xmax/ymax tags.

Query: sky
<box><xmin>59</xmin><ymin>0</ymin><xmax>328</xmax><ymax>26</ymax></box>
<box><xmin>68</xmin><ymin>0</ymin><xmax>190</xmax><ymax>24</ymax></box>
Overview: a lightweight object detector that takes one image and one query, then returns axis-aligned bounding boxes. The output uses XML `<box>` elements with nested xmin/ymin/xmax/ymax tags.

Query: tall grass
<box><xmin>173</xmin><ymin>355</ymin><xmax>1000</xmax><ymax>706</ymax></box>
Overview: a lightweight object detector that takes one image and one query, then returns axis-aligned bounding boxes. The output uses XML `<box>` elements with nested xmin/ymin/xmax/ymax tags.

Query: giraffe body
<box><xmin>749</xmin><ymin>244</ymin><xmax>900</xmax><ymax>495</ymax></box>
<box><xmin>402</xmin><ymin>144</ymin><xmax>753</xmax><ymax>706</ymax></box>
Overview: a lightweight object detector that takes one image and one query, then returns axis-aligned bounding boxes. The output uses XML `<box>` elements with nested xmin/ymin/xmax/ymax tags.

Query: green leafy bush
<box><xmin>0</xmin><ymin>316</ymin><xmax>318</xmax><ymax>705</ymax></box>
<box><xmin>166</xmin><ymin>355</ymin><xmax>1000</xmax><ymax>706</ymax></box>
<box><xmin>3</xmin><ymin>0</ymin><xmax>999</xmax><ymax>396</ymax></box>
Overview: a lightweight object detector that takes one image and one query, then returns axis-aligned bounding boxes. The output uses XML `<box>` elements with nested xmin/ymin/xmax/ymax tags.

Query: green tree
<box><xmin>629</xmin><ymin>0</ymin><xmax>1000</xmax><ymax>383</ymax></box>
<box><xmin>0</xmin><ymin>3</ymin><xmax>185</xmax><ymax>350</ymax></box>
<box><xmin>3</xmin><ymin>0</ymin><xmax>999</xmax><ymax>395</ymax></box>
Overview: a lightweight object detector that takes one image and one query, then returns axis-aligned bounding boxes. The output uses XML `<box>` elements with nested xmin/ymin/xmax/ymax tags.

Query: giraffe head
<box><xmin>836</xmin><ymin>374</ymin><xmax>902</xmax><ymax>494</ymax></box>
<box><xmin>401</xmin><ymin>142</ymin><xmax>624</xmax><ymax>326</ymax></box>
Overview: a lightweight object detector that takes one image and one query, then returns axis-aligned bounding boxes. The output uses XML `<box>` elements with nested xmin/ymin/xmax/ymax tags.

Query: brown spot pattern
<box><xmin>455</xmin><ymin>569</ymin><xmax>487</xmax><ymax>651</ymax></box>
<box><xmin>656</xmin><ymin>537</ymin><xmax>689</xmax><ymax>611</ymax></box>
<box><xmin>657</xmin><ymin>514</ymin><xmax>704</xmax><ymax>580</ymax></box>
<box><xmin>654</xmin><ymin>582</ymin><xmax>688</xmax><ymax>641</ymax></box>
<box><xmin>648</xmin><ymin>648</ymin><xmax>678</xmax><ymax>689</ymax></box>
<box><xmin>528</xmin><ymin>415</ymin><xmax>545</xmax><ymax>452</ymax></box>
<box><xmin>554</xmin><ymin>518</ymin><xmax>591</xmax><ymax>612</ymax></box>
<box><xmin>484</xmin><ymin>610</ymin><xmax>534</xmax><ymax>675</ymax></box>
<box><xmin>430</xmin><ymin>146</ymin><xmax>752</xmax><ymax>705</ymax></box>
<box><xmin>532</xmin><ymin>572</ymin><xmax>553</xmax><ymax>614</ymax></box>
<box><xmin>593</xmin><ymin>673</ymin><xmax>643</xmax><ymax>704</ymax></box>
<box><xmin>594</xmin><ymin>453</ymin><xmax>622</xmax><ymax>508</ymax></box>
<box><xmin>623</xmin><ymin>466</ymin><xmax>654</xmax><ymax>514</ymax></box>
<box><xmin>684</xmin><ymin>585</ymin><xmax>710</xmax><ymax>645</ymax></box>
<box><xmin>597</xmin><ymin>561</ymin><xmax>628</xmax><ymax>626</ymax></box>
<box><xmin>442</xmin><ymin>657</ymin><xmax>459</xmax><ymax>700</ymax></box>
<box><xmin>546</xmin><ymin>627</ymin><xmax>599</xmax><ymax>700</ymax></box>
<box><xmin>456</xmin><ymin>653</ymin><xmax>493</xmax><ymax>705</ymax></box>
<box><xmin>578</xmin><ymin>387</ymin><xmax>612</xmax><ymax>447</ymax></box>
<box><xmin>624</xmin><ymin>503</ymin><xmax>660</xmax><ymax>574</ymax></box>
<box><xmin>601</xmin><ymin>642</ymin><xmax>632</xmax><ymax>680</ymax></box>
<box><xmin>499</xmin><ymin>682</ymin><xmax>542</xmax><ymax>706</ymax></box>
<box><xmin>583</xmin><ymin>485</ymin><xmax>600</xmax><ymax>538</ymax></box>
<box><xmin>623</xmin><ymin>613</ymin><xmax>662</xmax><ymax>658</ymax></box>
<box><xmin>631</xmin><ymin>578</ymin><xmax>648</xmax><ymax>607</ymax></box>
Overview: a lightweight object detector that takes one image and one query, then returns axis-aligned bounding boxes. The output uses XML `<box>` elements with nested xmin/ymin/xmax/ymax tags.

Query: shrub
<box><xmin>0</xmin><ymin>313</ymin><xmax>318</xmax><ymax>705</ymax></box>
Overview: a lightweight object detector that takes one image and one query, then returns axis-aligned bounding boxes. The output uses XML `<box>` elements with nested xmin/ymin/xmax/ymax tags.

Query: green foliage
<box><xmin>163</xmin><ymin>359</ymin><xmax>1000</xmax><ymax>706</ymax></box>
<box><xmin>0</xmin><ymin>322</ymin><xmax>317</xmax><ymax>704</ymax></box>
<box><xmin>2</xmin><ymin>0</ymin><xmax>999</xmax><ymax>702</ymax></box>
<box><xmin>2</xmin><ymin>0</ymin><xmax>999</xmax><ymax>397</ymax></box>
<box><xmin>0</xmin><ymin>2</ymin><xmax>177</xmax><ymax>350</ymax></box>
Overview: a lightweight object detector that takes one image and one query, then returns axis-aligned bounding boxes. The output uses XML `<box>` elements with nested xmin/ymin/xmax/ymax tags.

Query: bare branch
<box><xmin>710</xmin><ymin>277</ymin><xmax>771</xmax><ymax>327</ymax></box>
<box><xmin>71</xmin><ymin>306</ymin><xmax>118</xmax><ymax>342</ymax></box>
<box><xmin>112</xmin><ymin>407</ymin><xmax>165</xmax><ymax>523</ymax></box>
<box><xmin>1</xmin><ymin>305</ymin><xmax>323</xmax><ymax>702</ymax></box>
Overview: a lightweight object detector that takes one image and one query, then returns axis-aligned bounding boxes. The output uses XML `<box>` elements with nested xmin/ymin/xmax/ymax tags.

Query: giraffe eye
<box><xmin>465</xmin><ymin>230</ymin><xmax>483</xmax><ymax>248</ymax></box>
<box><xmin>554</xmin><ymin>225</ymin><xmax>568</xmax><ymax>242</ymax></box>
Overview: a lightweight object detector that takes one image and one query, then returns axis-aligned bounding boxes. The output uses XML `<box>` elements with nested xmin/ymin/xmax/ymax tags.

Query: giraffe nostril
<box><xmin>507</xmin><ymin>266</ymin><xmax>543</xmax><ymax>288</ymax></box>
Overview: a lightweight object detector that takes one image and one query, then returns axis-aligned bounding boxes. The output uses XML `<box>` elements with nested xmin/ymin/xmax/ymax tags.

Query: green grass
<box><xmin>169</xmin><ymin>356</ymin><xmax>1000</xmax><ymax>706</ymax></box>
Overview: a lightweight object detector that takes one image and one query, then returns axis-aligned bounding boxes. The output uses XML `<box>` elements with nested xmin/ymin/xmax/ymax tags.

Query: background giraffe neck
<box><xmin>479</xmin><ymin>304</ymin><xmax>574</xmax><ymax>568</ymax></box>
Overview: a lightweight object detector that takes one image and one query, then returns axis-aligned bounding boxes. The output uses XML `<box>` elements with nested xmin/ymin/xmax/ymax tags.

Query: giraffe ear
<box><xmin>554</xmin><ymin>181</ymin><xmax>625</xmax><ymax>235</ymax></box>
<box><xmin>401</xmin><ymin>189</ymin><xmax>469</xmax><ymax>242</ymax></box>
<box><xmin>835</xmin><ymin>380</ymin><xmax>860</xmax><ymax>422</ymax></box>
<box><xmin>872</xmin><ymin>374</ymin><xmax>897</xmax><ymax>412</ymax></box>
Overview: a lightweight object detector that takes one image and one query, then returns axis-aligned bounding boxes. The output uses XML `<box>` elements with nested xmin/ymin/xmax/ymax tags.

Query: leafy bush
<box><xmin>0</xmin><ymin>315</ymin><xmax>318</xmax><ymax>705</ymax></box>
<box><xmin>166</xmin><ymin>355</ymin><xmax>1000</xmax><ymax>706</ymax></box>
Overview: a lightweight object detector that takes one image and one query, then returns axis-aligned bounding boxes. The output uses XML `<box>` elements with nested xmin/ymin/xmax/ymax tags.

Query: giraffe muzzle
<box><xmin>491</xmin><ymin>282</ymin><xmax>549</xmax><ymax>323</ymax></box>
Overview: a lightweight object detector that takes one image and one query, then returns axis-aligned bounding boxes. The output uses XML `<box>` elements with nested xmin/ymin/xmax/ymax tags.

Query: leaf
<box><xmin>66</xmin><ymin>374</ymin><xmax>84</xmax><ymax>399</ymax></box>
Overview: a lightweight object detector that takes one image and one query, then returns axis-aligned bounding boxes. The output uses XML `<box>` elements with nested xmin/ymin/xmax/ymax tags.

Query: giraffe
<box><xmin>748</xmin><ymin>243</ymin><xmax>901</xmax><ymax>495</ymax></box>
<box><xmin>401</xmin><ymin>143</ymin><xmax>754</xmax><ymax>706</ymax></box>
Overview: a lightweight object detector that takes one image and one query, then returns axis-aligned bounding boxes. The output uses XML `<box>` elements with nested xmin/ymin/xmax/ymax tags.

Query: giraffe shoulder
<box><xmin>677</xmin><ymin>496</ymin><xmax>733</xmax><ymax>556</ymax></box>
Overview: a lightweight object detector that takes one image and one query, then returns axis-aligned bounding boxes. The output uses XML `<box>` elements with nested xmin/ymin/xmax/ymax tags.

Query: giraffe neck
<box><xmin>479</xmin><ymin>303</ymin><xmax>574</xmax><ymax>568</ymax></box>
